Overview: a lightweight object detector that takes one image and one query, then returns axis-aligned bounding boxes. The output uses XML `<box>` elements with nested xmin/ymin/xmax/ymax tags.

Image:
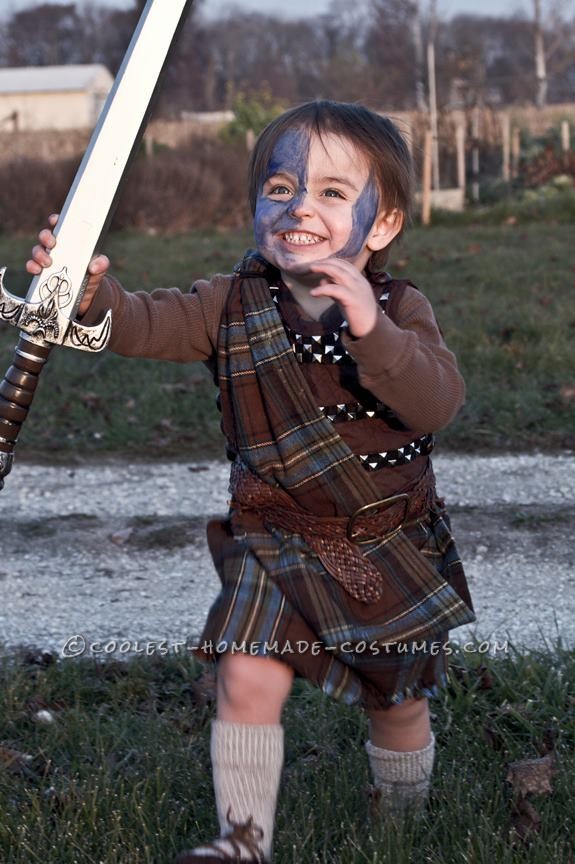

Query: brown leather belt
<box><xmin>229</xmin><ymin>461</ymin><xmax>436</xmax><ymax>603</ymax></box>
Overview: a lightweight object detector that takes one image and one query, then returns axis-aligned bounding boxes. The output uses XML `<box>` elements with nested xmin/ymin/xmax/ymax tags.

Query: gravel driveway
<box><xmin>0</xmin><ymin>452</ymin><xmax>573</xmax><ymax>657</ymax></box>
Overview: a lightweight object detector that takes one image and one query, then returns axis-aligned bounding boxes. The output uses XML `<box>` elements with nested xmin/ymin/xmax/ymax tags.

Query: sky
<box><xmin>0</xmin><ymin>0</ymin><xmax>530</xmax><ymax>19</ymax></box>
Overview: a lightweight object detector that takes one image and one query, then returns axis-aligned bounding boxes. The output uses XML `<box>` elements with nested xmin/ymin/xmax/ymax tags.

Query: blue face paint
<box><xmin>254</xmin><ymin>129</ymin><xmax>381</xmax><ymax>275</ymax></box>
<box><xmin>254</xmin><ymin>127</ymin><xmax>311</xmax><ymax>269</ymax></box>
<box><xmin>335</xmin><ymin>174</ymin><xmax>380</xmax><ymax>259</ymax></box>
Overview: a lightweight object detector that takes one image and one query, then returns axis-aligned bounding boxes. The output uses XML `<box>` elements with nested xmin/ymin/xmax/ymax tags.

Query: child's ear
<box><xmin>366</xmin><ymin>209</ymin><xmax>403</xmax><ymax>252</ymax></box>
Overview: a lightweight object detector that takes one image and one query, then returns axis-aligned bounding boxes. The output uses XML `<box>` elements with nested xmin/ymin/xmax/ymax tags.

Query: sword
<box><xmin>0</xmin><ymin>0</ymin><xmax>193</xmax><ymax>489</ymax></box>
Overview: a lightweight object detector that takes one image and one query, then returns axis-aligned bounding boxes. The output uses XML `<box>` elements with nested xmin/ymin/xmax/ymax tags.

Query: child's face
<box><xmin>254</xmin><ymin>129</ymin><xmax>381</xmax><ymax>276</ymax></box>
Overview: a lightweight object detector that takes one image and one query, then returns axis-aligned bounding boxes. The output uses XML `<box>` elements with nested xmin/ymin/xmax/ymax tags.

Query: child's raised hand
<box><xmin>306</xmin><ymin>258</ymin><xmax>380</xmax><ymax>338</ymax></box>
<box><xmin>26</xmin><ymin>213</ymin><xmax>110</xmax><ymax>317</ymax></box>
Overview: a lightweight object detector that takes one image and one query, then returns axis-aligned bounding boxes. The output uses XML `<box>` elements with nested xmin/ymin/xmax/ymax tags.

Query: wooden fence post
<box><xmin>501</xmin><ymin>113</ymin><xmax>511</xmax><ymax>182</ymax></box>
<box><xmin>422</xmin><ymin>128</ymin><xmax>432</xmax><ymax>226</ymax></box>
<box><xmin>403</xmin><ymin>120</ymin><xmax>414</xmax><ymax>159</ymax></box>
<box><xmin>245</xmin><ymin>128</ymin><xmax>256</xmax><ymax>152</ymax></box>
<box><xmin>561</xmin><ymin>120</ymin><xmax>571</xmax><ymax>153</ymax></box>
<box><xmin>456</xmin><ymin>120</ymin><xmax>466</xmax><ymax>196</ymax></box>
<box><xmin>471</xmin><ymin>105</ymin><xmax>480</xmax><ymax>202</ymax></box>
<box><xmin>511</xmin><ymin>127</ymin><xmax>521</xmax><ymax>179</ymax></box>
<box><xmin>427</xmin><ymin>39</ymin><xmax>440</xmax><ymax>190</ymax></box>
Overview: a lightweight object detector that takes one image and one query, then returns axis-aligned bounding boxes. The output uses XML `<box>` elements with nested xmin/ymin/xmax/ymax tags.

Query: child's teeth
<box><xmin>285</xmin><ymin>232</ymin><xmax>322</xmax><ymax>245</ymax></box>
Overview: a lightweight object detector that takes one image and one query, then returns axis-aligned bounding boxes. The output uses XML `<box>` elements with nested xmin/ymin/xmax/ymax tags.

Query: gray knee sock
<box><xmin>365</xmin><ymin>732</ymin><xmax>435</xmax><ymax>819</ymax></box>
<box><xmin>193</xmin><ymin>720</ymin><xmax>284</xmax><ymax>861</ymax></box>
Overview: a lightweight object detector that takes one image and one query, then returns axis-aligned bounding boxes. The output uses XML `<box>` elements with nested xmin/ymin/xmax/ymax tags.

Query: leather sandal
<box><xmin>174</xmin><ymin>810</ymin><xmax>269</xmax><ymax>864</ymax></box>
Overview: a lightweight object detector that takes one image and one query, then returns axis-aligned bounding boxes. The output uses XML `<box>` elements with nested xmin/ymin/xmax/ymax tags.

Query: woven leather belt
<box><xmin>229</xmin><ymin>461</ymin><xmax>436</xmax><ymax>603</ymax></box>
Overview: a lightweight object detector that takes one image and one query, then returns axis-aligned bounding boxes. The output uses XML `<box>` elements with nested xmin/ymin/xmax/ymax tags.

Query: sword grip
<box><xmin>0</xmin><ymin>335</ymin><xmax>51</xmax><ymax>489</ymax></box>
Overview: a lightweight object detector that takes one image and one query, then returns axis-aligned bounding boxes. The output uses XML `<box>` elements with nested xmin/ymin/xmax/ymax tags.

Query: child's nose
<box><xmin>288</xmin><ymin>189</ymin><xmax>313</xmax><ymax>218</ymax></box>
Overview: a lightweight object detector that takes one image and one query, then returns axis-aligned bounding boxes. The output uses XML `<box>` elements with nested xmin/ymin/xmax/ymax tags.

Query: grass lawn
<box><xmin>0</xmin><ymin>221</ymin><xmax>574</xmax><ymax>459</ymax></box>
<box><xmin>0</xmin><ymin>642</ymin><xmax>573</xmax><ymax>863</ymax></box>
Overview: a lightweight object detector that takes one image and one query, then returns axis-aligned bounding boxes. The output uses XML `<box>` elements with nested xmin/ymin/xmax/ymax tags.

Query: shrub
<box><xmin>0</xmin><ymin>135</ymin><xmax>252</xmax><ymax>235</ymax></box>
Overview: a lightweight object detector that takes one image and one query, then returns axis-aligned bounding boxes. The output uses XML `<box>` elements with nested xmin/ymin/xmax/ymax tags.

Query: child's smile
<box><xmin>254</xmin><ymin>128</ymin><xmax>380</xmax><ymax>278</ymax></box>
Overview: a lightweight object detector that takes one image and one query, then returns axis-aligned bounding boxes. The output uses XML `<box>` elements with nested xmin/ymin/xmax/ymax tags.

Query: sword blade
<box><xmin>0</xmin><ymin>0</ymin><xmax>193</xmax><ymax>485</ymax></box>
<box><xmin>25</xmin><ymin>0</ymin><xmax>192</xmax><ymax>320</ymax></box>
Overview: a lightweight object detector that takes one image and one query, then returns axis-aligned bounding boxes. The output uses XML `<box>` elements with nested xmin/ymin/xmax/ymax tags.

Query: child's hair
<box><xmin>248</xmin><ymin>99</ymin><xmax>414</xmax><ymax>268</ymax></box>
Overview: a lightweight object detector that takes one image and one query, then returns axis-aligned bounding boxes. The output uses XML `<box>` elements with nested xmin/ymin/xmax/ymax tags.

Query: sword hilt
<box><xmin>0</xmin><ymin>267</ymin><xmax>112</xmax><ymax>353</ymax></box>
<box><xmin>0</xmin><ymin>336</ymin><xmax>51</xmax><ymax>489</ymax></box>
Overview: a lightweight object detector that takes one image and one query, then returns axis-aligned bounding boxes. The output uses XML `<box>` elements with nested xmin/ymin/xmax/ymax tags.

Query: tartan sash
<box><xmin>216</xmin><ymin>253</ymin><xmax>475</xmax><ymax>642</ymax></box>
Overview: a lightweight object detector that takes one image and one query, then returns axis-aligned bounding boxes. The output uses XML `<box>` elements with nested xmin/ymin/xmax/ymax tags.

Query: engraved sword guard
<box><xmin>0</xmin><ymin>266</ymin><xmax>112</xmax><ymax>353</ymax></box>
<box><xmin>0</xmin><ymin>265</ymin><xmax>113</xmax><ymax>489</ymax></box>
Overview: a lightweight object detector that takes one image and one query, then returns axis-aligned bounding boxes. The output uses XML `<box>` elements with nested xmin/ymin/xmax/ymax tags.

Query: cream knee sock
<box><xmin>365</xmin><ymin>732</ymin><xmax>435</xmax><ymax>819</ymax></box>
<box><xmin>192</xmin><ymin>720</ymin><xmax>284</xmax><ymax>861</ymax></box>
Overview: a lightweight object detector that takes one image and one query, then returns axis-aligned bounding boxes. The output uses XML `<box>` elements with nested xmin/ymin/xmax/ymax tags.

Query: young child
<box><xmin>29</xmin><ymin>100</ymin><xmax>475</xmax><ymax>864</ymax></box>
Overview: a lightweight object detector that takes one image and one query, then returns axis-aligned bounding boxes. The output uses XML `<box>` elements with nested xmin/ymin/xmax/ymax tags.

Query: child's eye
<box><xmin>323</xmin><ymin>188</ymin><xmax>345</xmax><ymax>199</ymax></box>
<box><xmin>269</xmin><ymin>184</ymin><xmax>292</xmax><ymax>196</ymax></box>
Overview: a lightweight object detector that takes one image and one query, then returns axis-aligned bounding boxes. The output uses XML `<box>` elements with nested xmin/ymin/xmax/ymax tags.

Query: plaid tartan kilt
<box><xmin>198</xmin><ymin>502</ymin><xmax>473</xmax><ymax>711</ymax></box>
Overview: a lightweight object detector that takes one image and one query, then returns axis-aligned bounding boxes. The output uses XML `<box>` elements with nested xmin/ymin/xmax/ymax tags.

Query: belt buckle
<box><xmin>346</xmin><ymin>493</ymin><xmax>410</xmax><ymax>545</ymax></box>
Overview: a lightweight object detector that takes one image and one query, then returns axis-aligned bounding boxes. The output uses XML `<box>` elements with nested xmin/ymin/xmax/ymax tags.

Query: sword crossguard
<box><xmin>0</xmin><ymin>267</ymin><xmax>112</xmax><ymax>353</ymax></box>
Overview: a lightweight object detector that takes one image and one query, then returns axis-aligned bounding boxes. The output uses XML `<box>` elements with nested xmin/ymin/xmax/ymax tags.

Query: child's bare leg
<box><xmin>364</xmin><ymin>697</ymin><xmax>435</xmax><ymax>820</ymax></box>
<box><xmin>175</xmin><ymin>654</ymin><xmax>293</xmax><ymax>864</ymax></box>
<box><xmin>367</xmin><ymin>696</ymin><xmax>431</xmax><ymax>751</ymax></box>
<box><xmin>217</xmin><ymin>652</ymin><xmax>294</xmax><ymax>723</ymax></box>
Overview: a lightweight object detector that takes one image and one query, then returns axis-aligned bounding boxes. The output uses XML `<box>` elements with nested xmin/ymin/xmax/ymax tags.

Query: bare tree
<box><xmin>534</xmin><ymin>0</ymin><xmax>548</xmax><ymax>107</ymax></box>
<box><xmin>5</xmin><ymin>3</ymin><xmax>84</xmax><ymax>66</ymax></box>
<box><xmin>365</xmin><ymin>0</ymin><xmax>418</xmax><ymax>108</ymax></box>
<box><xmin>427</xmin><ymin>0</ymin><xmax>440</xmax><ymax>188</ymax></box>
<box><xmin>409</xmin><ymin>0</ymin><xmax>427</xmax><ymax>111</ymax></box>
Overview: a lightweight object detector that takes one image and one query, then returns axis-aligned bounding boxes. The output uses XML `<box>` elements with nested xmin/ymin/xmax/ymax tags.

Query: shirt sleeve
<box><xmin>79</xmin><ymin>273</ymin><xmax>232</xmax><ymax>363</ymax></box>
<box><xmin>341</xmin><ymin>284</ymin><xmax>465</xmax><ymax>431</ymax></box>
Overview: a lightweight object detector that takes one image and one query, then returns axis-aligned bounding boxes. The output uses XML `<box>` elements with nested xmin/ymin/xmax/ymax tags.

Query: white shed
<box><xmin>0</xmin><ymin>64</ymin><xmax>114</xmax><ymax>131</ymax></box>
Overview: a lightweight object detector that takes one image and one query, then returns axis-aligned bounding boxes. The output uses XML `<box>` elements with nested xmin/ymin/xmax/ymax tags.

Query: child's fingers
<box><xmin>26</xmin><ymin>243</ymin><xmax>52</xmax><ymax>273</ymax></box>
<box><xmin>310</xmin><ymin>282</ymin><xmax>344</xmax><ymax>300</ymax></box>
<box><xmin>25</xmin><ymin>258</ymin><xmax>43</xmax><ymax>276</ymax></box>
<box><xmin>87</xmin><ymin>254</ymin><xmax>110</xmax><ymax>275</ymax></box>
<box><xmin>38</xmin><ymin>228</ymin><xmax>56</xmax><ymax>250</ymax></box>
<box><xmin>25</xmin><ymin>214</ymin><xmax>61</xmax><ymax>275</ymax></box>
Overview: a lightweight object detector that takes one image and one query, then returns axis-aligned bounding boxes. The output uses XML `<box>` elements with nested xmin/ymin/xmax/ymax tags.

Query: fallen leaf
<box><xmin>483</xmin><ymin>720</ymin><xmax>505</xmax><ymax>751</ymax></box>
<box><xmin>495</xmin><ymin>700</ymin><xmax>533</xmax><ymax>718</ymax></box>
<box><xmin>476</xmin><ymin>663</ymin><xmax>494</xmax><ymax>690</ymax></box>
<box><xmin>540</xmin><ymin>724</ymin><xmax>559</xmax><ymax>755</ymax></box>
<box><xmin>506</xmin><ymin>753</ymin><xmax>555</xmax><ymax>797</ymax></box>
<box><xmin>110</xmin><ymin>527</ymin><xmax>134</xmax><ymax>545</ymax></box>
<box><xmin>22</xmin><ymin>648</ymin><xmax>55</xmax><ymax>668</ymax></box>
<box><xmin>79</xmin><ymin>392</ymin><xmax>102</xmax><ymax>410</ymax></box>
<box><xmin>158</xmin><ymin>418</ymin><xmax>179</xmax><ymax>432</ymax></box>
<box><xmin>27</xmin><ymin>695</ymin><xmax>67</xmax><ymax>713</ymax></box>
<box><xmin>0</xmin><ymin>745</ymin><xmax>40</xmax><ymax>780</ymax></box>
<box><xmin>510</xmin><ymin>795</ymin><xmax>542</xmax><ymax>846</ymax></box>
<box><xmin>364</xmin><ymin>783</ymin><xmax>383</xmax><ymax>821</ymax></box>
<box><xmin>560</xmin><ymin>385</ymin><xmax>575</xmax><ymax>403</ymax></box>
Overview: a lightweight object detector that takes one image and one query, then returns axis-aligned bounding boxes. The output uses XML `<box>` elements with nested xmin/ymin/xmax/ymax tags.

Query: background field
<box><xmin>1</xmin><ymin>218</ymin><xmax>574</xmax><ymax>460</ymax></box>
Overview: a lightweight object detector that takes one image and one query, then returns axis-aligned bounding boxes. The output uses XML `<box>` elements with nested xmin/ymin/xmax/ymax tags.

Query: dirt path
<box><xmin>0</xmin><ymin>453</ymin><xmax>573</xmax><ymax>657</ymax></box>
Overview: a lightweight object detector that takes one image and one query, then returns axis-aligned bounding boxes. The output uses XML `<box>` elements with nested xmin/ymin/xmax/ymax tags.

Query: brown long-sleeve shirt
<box><xmin>83</xmin><ymin>270</ymin><xmax>465</xmax><ymax>494</ymax></box>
